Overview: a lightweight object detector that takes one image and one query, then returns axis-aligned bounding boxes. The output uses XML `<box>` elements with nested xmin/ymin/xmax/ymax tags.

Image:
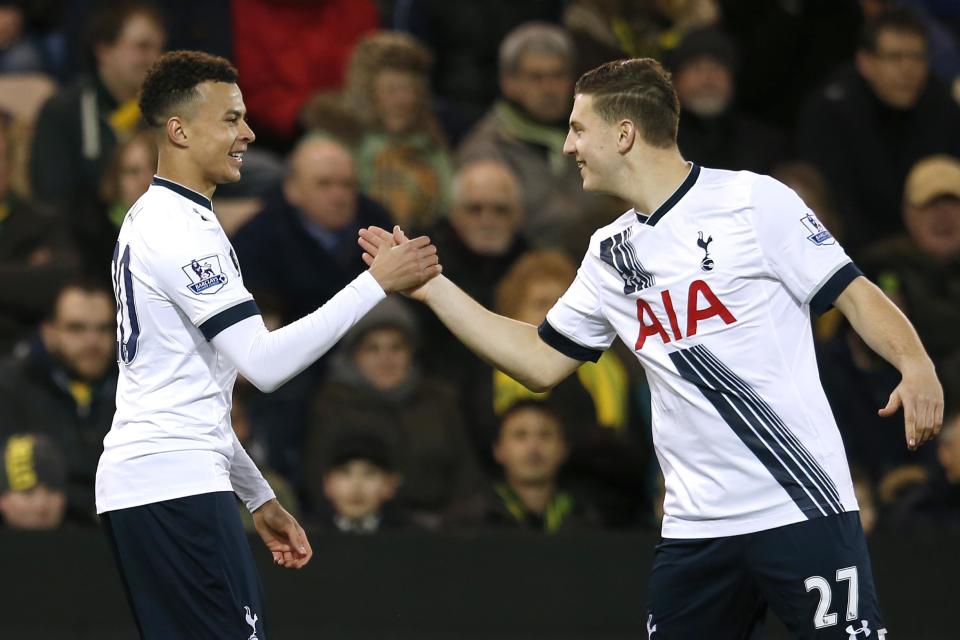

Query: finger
<box><xmin>934</xmin><ymin>400</ymin><xmax>944</xmax><ymax>436</ymax></box>
<box><xmin>286</xmin><ymin>523</ymin><xmax>308</xmax><ymax>556</ymax></box>
<box><xmin>393</xmin><ymin>225</ymin><xmax>407</xmax><ymax>244</ymax></box>
<box><xmin>358</xmin><ymin>234</ymin><xmax>381</xmax><ymax>256</ymax></box>
<box><xmin>282</xmin><ymin>550</ymin><xmax>296</xmax><ymax>568</ymax></box>
<box><xmin>418</xmin><ymin>254</ymin><xmax>440</xmax><ymax>268</ymax></box>
<box><xmin>916</xmin><ymin>400</ymin><xmax>934</xmax><ymax>446</ymax></box>
<box><xmin>366</xmin><ymin>225</ymin><xmax>392</xmax><ymax>239</ymax></box>
<box><xmin>877</xmin><ymin>390</ymin><xmax>900</xmax><ymax>417</ymax></box>
<box><xmin>404</xmin><ymin>235</ymin><xmax>431</xmax><ymax>249</ymax></box>
<box><xmin>272</xmin><ymin>550</ymin><xmax>283</xmax><ymax>565</ymax></box>
<box><xmin>903</xmin><ymin>397</ymin><xmax>917</xmax><ymax>450</ymax></box>
<box><xmin>376</xmin><ymin>232</ymin><xmax>396</xmax><ymax>250</ymax></box>
<box><xmin>362</xmin><ymin>252</ymin><xmax>374</xmax><ymax>267</ymax></box>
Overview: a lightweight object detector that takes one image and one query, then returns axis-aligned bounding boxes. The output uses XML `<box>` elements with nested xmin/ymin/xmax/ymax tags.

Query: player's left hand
<box><xmin>253</xmin><ymin>499</ymin><xmax>313</xmax><ymax>569</ymax></box>
<box><xmin>878</xmin><ymin>362</ymin><xmax>944</xmax><ymax>451</ymax></box>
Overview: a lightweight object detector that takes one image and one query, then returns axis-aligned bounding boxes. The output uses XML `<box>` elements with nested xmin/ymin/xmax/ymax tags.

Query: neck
<box><xmin>156</xmin><ymin>155</ymin><xmax>216</xmax><ymax>199</ymax></box>
<box><xmin>506</xmin><ymin>477</ymin><xmax>556</xmax><ymax>515</ymax></box>
<box><xmin>615</xmin><ymin>147</ymin><xmax>690</xmax><ymax>215</ymax></box>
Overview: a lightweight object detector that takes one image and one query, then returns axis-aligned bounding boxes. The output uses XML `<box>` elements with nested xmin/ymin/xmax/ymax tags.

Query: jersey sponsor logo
<box><xmin>801</xmin><ymin>212</ymin><xmax>835</xmax><ymax>246</ymax></box>
<box><xmin>697</xmin><ymin>231</ymin><xmax>714</xmax><ymax>271</ymax></box>
<box><xmin>244</xmin><ymin>605</ymin><xmax>259</xmax><ymax>639</ymax></box>
<box><xmin>635</xmin><ymin>280</ymin><xmax>736</xmax><ymax>349</ymax></box>
<box><xmin>600</xmin><ymin>228</ymin><xmax>655</xmax><ymax>294</ymax></box>
<box><xmin>182</xmin><ymin>255</ymin><xmax>228</xmax><ymax>294</ymax></box>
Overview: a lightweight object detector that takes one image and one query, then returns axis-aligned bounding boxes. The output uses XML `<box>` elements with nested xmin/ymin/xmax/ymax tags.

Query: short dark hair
<box><xmin>574</xmin><ymin>58</ymin><xmax>680</xmax><ymax>148</ymax></box>
<box><xmin>859</xmin><ymin>7</ymin><xmax>927</xmax><ymax>53</ymax></box>
<box><xmin>139</xmin><ymin>50</ymin><xmax>238</xmax><ymax>128</ymax></box>
<box><xmin>87</xmin><ymin>0</ymin><xmax>164</xmax><ymax>50</ymax></box>
<box><xmin>46</xmin><ymin>277</ymin><xmax>114</xmax><ymax>322</ymax></box>
<box><xmin>498</xmin><ymin>399</ymin><xmax>566</xmax><ymax>440</ymax></box>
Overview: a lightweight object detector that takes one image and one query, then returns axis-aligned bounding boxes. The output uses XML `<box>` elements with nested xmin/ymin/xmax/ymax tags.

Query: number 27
<box><xmin>804</xmin><ymin>566</ymin><xmax>858</xmax><ymax>628</ymax></box>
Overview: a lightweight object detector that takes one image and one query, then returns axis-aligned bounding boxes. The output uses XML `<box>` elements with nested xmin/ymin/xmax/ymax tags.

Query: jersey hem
<box><xmin>661</xmin><ymin>507</ymin><xmax>860</xmax><ymax>539</ymax></box>
<box><xmin>96</xmin><ymin>478</ymin><xmax>235</xmax><ymax>514</ymax></box>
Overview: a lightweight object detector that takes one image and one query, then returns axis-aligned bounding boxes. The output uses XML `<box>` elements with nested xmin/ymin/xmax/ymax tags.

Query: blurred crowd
<box><xmin>0</xmin><ymin>0</ymin><xmax>958</xmax><ymax>537</ymax></box>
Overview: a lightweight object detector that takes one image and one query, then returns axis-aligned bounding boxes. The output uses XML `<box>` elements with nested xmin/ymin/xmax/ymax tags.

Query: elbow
<box><xmin>521</xmin><ymin>371</ymin><xmax>558</xmax><ymax>394</ymax></box>
<box><xmin>243</xmin><ymin>373</ymin><xmax>282</xmax><ymax>394</ymax></box>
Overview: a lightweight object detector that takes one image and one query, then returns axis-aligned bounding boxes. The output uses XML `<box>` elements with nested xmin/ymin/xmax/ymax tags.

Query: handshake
<box><xmin>358</xmin><ymin>225</ymin><xmax>443</xmax><ymax>299</ymax></box>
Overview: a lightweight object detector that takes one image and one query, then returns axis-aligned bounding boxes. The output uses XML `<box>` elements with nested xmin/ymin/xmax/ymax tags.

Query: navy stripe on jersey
<box><xmin>538</xmin><ymin>320</ymin><xmax>604</xmax><ymax>362</ymax></box>
<box><xmin>198</xmin><ymin>300</ymin><xmax>260</xmax><ymax>340</ymax></box>
<box><xmin>152</xmin><ymin>176</ymin><xmax>213</xmax><ymax>211</ymax></box>
<box><xmin>693</xmin><ymin>346</ymin><xmax>843</xmax><ymax>509</ymax></box>
<box><xmin>645</xmin><ymin>163</ymin><xmax>700</xmax><ymax>226</ymax></box>
<box><xmin>600</xmin><ymin>229</ymin><xmax>655</xmax><ymax>294</ymax></box>
<box><xmin>670</xmin><ymin>345</ymin><xmax>842</xmax><ymax>518</ymax></box>
<box><xmin>809</xmin><ymin>261</ymin><xmax>863</xmax><ymax>315</ymax></box>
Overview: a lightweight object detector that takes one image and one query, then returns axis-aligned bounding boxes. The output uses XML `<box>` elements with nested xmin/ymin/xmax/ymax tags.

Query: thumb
<box><xmin>878</xmin><ymin>390</ymin><xmax>901</xmax><ymax>417</ymax></box>
<box><xmin>393</xmin><ymin>225</ymin><xmax>406</xmax><ymax>244</ymax></box>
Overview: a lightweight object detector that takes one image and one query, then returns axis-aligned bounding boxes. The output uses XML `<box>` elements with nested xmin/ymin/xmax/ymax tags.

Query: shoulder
<box><xmin>585</xmin><ymin>208</ymin><xmax>638</xmax><ymax>252</ymax></box>
<box><xmin>36</xmin><ymin>82</ymin><xmax>86</xmax><ymax>120</ymax></box>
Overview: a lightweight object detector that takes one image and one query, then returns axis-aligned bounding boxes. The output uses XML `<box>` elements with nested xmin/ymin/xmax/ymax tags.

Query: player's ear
<box><xmin>618</xmin><ymin>119</ymin><xmax>637</xmax><ymax>154</ymax></box>
<box><xmin>166</xmin><ymin>116</ymin><xmax>189</xmax><ymax>149</ymax></box>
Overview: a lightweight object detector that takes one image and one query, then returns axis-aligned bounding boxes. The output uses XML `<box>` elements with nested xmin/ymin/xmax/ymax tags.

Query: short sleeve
<box><xmin>751</xmin><ymin>176</ymin><xmax>862</xmax><ymax>315</ymax></box>
<box><xmin>145</xmin><ymin>224</ymin><xmax>257</xmax><ymax>340</ymax></box>
<box><xmin>540</xmin><ymin>254</ymin><xmax>617</xmax><ymax>362</ymax></box>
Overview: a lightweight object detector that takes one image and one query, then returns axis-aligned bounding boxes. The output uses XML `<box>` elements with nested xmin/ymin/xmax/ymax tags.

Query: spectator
<box><xmin>71</xmin><ymin>129</ymin><xmax>156</xmax><ymax>275</ymax></box>
<box><xmin>313</xmin><ymin>431</ymin><xmax>409</xmax><ymax>534</ymax></box>
<box><xmin>458</xmin><ymin>22</ymin><xmax>621</xmax><ymax>253</ymax></box>
<box><xmin>446</xmin><ymin>400</ymin><xmax>600</xmax><ymax>533</ymax></box>
<box><xmin>0</xmin><ymin>2</ymin><xmax>43</xmax><ymax>73</ymax></box>
<box><xmin>304</xmin><ymin>297</ymin><xmax>481</xmax><ymax>528</ymax></box>
<box><xmin>0</xmin><ymin>113</ymin><xmax>78</xmax><ymax>353</ymax></box>
<box><xmin>0</xmin><ymin>279</ymin><xmax>116</xmax><ymax>525</ymax></box>
<box><xmin>669</xmin><ymin>27</ymin><xmax>784</xmax><ymax>175</ymax></box>
<box><xmin>29</xmin><ymin>1</ymin><xmax>165</xmax><ymax>211</ymax></box>
<box><xmin>418</xmin><ymin>160</ymin><xmax>528</xmax><ymax>380</ymax></box>
<box><xmin>795</xmin><ymin>7</ymin><xmax>960</xmax><ymax>254</ymax></box>
<box><xmin>888</xmin><ymin>411</ymin><xmax>960</xmax><ymax>529</ymax></box>
<box><xmin>564</xmin><ymin>0</ymin><xmax>720</xmax><ymax>76</ymax></box>
<box><xmin>231</xmin><ymin>135</ymin><xmax>393</xmax><ymax>327</ymax></box>
<box><xmin>302</xmin><ymin>31</ymin><xmax>453</xmax><ymax>232</ymax></box>
<box><xmin>489</xmin><ymin>250</ymin><xmax>651</xmax><ymax>527</ymax></box>
<box><xmin>392</xmin><ymin>0</ymin><xmax>565</xmax><ymax>130</ymax></box>
<box><xmin>231</xmin><ymin>0</ymin><xmax>378</xmax><ymax>148</ymax></box>
<box><xmin>0</xmin><ymin>433</ymin><xmax>67</xmax><ymax>529</ymax></box>
<box><xmin>860</xmin><ymin>154</ymin><xmax>960</xmax><ymax>366</ymax></box>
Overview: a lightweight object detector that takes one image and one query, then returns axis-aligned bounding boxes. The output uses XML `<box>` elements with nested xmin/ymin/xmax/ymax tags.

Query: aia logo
<box><xmin>635</xmin><ymin>280</ymin><xmax>735</xmax><ymax>350</ymax></box>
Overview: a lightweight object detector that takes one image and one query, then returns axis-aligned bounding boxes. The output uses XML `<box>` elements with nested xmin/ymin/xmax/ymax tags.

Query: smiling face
<box><xmin>181</xmin><ymin>82</ymin><xmax>255</xmax><ymax>188</ymax></box>
<box><xmin>563</xmin><ymin>93</ymin><xmax>623</xmax><ymax>193</ymax></box>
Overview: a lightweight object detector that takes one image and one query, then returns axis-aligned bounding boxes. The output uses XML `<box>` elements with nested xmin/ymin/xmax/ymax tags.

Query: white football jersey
<box><xmin>96</xmin><ymin>177</ymin><xmax>270</xmax><ymax>513</ymax></box>
<box><xmin>543</xmin><ymin>164</ymin><xmax>861</xmax><ymax>538</ymax></box>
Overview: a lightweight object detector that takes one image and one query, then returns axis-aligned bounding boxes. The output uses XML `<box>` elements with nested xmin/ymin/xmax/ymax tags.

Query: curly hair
<box><xmin>139</xmin><ymin>51</ymin><xmax>238</xmax><ymax>128</ymax></box>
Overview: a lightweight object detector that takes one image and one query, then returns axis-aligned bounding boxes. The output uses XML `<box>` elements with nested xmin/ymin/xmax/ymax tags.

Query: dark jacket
<box><xmin>305</xmin><ymin>374</ymin><xmax>482</xmax><ymax>518</ymax></box>
<box><xmin>445</xmin><ymin>482</ymin><xmax>601</xmax><ymax>534</ymax></box>
<box><xmin>795</xmin><ymin>66</ymin><xmax>960</xmax><ymax>253</ymax></box>
<box><xmin>0</xmin><ymin>195</ymin><xmax>78</xmax><ymax>353</ymax></box>
<box><xmin>0</xmin><ymin>340</ymin><xmax>117</xmax><ymax>524</ymax></box>
<box><xmin>230</xmin><ymin>190</ymin><xmax>392</xmax><ymax>325</ymax></box>
<box><xmin>859</xmin><ymin>236</ymin><xmax>960</xmax><ymax>366</ymax></box>
<box><xmin>677</xmin><ymin>110</ymin><xmax>785</xmax><ymax>176</ymax></box>
<box><xmin>29</xmin><ymin>73</ymin><xmax>122</xmax><ymax>210</ymax></box>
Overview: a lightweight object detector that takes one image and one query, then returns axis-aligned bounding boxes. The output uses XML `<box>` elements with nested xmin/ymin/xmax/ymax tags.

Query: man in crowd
<box><xmin>458</xmin><ymin>22</ymin><xmax>618</xmax><ymax>253</ymax></box>
<box><xmin>0</xmin><ymin>280</ymin><xmax>116</xmax><ymax>525</ymax></box>
<box><xmin>796</xmin><ymin>8</ymin><xmax>960</xmax><ymax>253</ymax></box>
<box><xmin>29</xmin><ymin>1</ymin><xmax>165</xmax><ymax>211</ymax></box>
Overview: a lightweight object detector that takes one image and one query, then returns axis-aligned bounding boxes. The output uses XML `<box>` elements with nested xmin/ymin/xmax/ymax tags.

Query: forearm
<box><xmin>213</xmin><ymin>271</ymin><xmax>385</xmax><ymax>391</ymax></box>
<box><xmin>837</xmin><ymin>278</ymin><xmax>933</xmax><ymax>373</ymax></box>
<box><xmin>230</xmin><ymin>432</ymin><xmax>276</xmax><ymax>512</ymax></box>
<box><xmin>423</xmin><ymin>276</ymin><xmax>569</xmax><ymax>391</ymax></box>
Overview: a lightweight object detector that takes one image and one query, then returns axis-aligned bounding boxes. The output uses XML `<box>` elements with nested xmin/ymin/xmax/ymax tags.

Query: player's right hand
<box><xmin>361</xmin><ymin>225</ymin><xmax>443</xmax><ymax>298</ymax></box>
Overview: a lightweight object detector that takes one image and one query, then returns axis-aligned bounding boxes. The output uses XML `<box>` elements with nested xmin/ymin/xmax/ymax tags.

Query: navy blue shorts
<box><xmin>102</xmin><ymin>491</ymin><xmax>267</xmax><ymax>639</ymax></box>
<box><xmin>646</xmin><ymin>512</ymin><xmax>886</xmax><ymax>639</ymax></box>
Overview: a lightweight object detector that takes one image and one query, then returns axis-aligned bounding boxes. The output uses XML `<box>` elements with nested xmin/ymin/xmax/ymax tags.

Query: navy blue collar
<box><xmin>152</xmin><ymin>176</ymin><xmax>214</xmax><ymax>212</ymax></box>
<box><xmin>636</xmin><ymin>163</ymin><xmax>700</xmax><ymax>226</ymax></box>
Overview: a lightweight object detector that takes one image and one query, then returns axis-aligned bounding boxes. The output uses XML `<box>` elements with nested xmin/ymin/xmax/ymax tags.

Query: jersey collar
<box><xmin>636</xmin><ymin>163</ymin><xmax>700</xmax><ymax>226</ymax></box>
<box><xmin>151</xmin><ymin>176</ymin><xmax>214</xmax><ymax>212</ymax></box>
